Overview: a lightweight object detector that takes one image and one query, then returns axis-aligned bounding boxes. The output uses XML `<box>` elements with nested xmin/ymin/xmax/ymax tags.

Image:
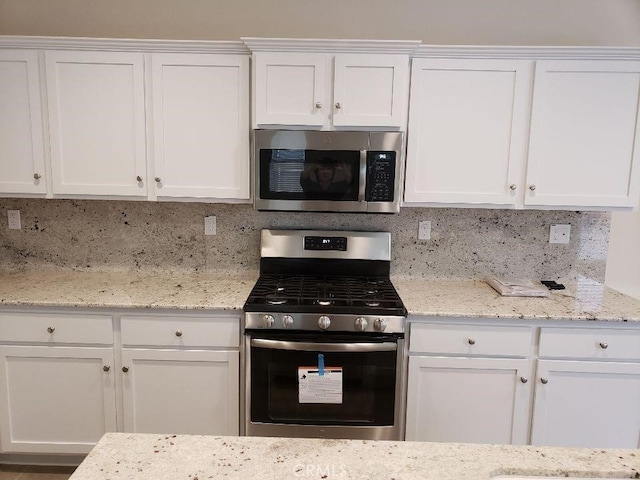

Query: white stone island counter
<box><xmin>70</xmin><ymin>433</ymin><xmax>640</xmax><ymax>480</ymax></box>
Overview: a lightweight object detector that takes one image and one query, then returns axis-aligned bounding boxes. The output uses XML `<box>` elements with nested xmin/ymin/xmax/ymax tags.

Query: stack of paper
<box><xmin>485</xmin><ymin>276</ymin><xmax>550</xmax><ymax>297</ymax></box>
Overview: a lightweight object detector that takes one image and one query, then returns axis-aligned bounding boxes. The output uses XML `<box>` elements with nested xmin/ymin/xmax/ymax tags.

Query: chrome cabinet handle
<box><xmin>175</xmin><ymin>330</ymin><xmax>183</xmax><ymax>337</ymax></box>
<box><xmin>47</xmin><ymin>326</ymin><xmax>55</xmax><ymax>334</ymax></box>
<box><xmin>315</xmin><ymin>101</ymin><xmax>323</xmax><ymax>109</ymax></box>
<box><xmin>155</xmin><ymin>177</ymin><xmax>161</xmax><ymax>183</ymax></box>
<box><xmin>520</xmin><ymin>376</ymin><xmax>528</xmax><ymax>383</ymax></box>
<box><xmin>509</xmin><ymin>184</ymin><xmax>517</xmax><ymax>191</ymax></box>
<box><xmin>599</xmin><ymin>342</ymin><xmax>608</xmax><ymax>349</ymax></box>
<box><xmin>540</xmin><ymin>377</ymin><xmax>549</xmax><ymax>384</ymax></box>
<box><xmin>335</xmin><ymin>102</ymin><xmax>342</xmax><ymax>109</ymax></box>
<box><xmin>103</xmin><ymin>365</ymin><xmax>111</xmax><ymax>372</ymax></box>
<box><xmin>34</xmin><ymin>173</ymin><xmax>42</xmax><ymax>180</ymax></box>
<box><xmin>467</xmin><ymin>338</ymin><xmax>476</xmax><ymax>345</ymax></box>
<box><xmin>529</xmin><ymin>185</ymin><xmax>536</xmax><ymax>191</ymax></box>
<box><xmin>136</xmin><ymin>176</ymin><xmax>143</xmax><ymax>182</ymax></box>
<box><xmin>122</xmin><ymin>366</ymin><xmax>129</xmax><ymax>373</ymax></box>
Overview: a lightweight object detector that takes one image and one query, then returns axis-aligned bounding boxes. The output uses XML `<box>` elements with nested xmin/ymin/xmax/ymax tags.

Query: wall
<box><xmin>0</xmin><ymin>199</ymin><xmax>610</xmax><ymax>281</ymax></box>
<box><xmin>605</xmin><ymin>210</ymin><xmax>640</xmax><ymax>299</ymax></box>
<box><xmin>1</xmin><ymin>0</ymin><xmax>640</xmax><ymax>46</ymax></box>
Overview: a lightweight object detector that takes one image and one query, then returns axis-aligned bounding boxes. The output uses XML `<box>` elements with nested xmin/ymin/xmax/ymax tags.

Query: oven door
<box><xmin>244</xmin><ymin>332</ymin><xmax>405</xmax><ymax>440</ymax></box>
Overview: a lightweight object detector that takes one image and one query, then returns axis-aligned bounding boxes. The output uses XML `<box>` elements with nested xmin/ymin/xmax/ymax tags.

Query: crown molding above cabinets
<box><xmin>412</xmin><ymin>44</ymin><xmax>640</xmax><ymax>60</ymax></box>
<box><xmin>241</xmin><ymin>37</ymin><xmax>421</xmax><ymax>55</ymax></box>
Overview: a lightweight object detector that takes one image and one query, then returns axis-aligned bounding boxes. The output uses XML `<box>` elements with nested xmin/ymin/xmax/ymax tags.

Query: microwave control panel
<box><xmin>365</xmin><ymin>151</ymin><xmax>396</xmax><ymax>202</ymax></box>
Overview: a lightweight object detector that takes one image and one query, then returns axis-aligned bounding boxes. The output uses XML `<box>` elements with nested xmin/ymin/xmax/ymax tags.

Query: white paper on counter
<box><xmin>298</xmin><ymin>367</ymin><xmax>343</xmax><ymax>404</ymax></box>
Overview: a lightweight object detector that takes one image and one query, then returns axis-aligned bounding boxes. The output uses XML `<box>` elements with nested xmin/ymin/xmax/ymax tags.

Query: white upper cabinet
<box><xmin>405</xmin><ymin>58</ymin><xmax>532</xmax><ymax>205</ymax></box>
<box><xmin>0</xmin><ymin>50</ymin><xmax>46</xmax><ymax>195</ymax></box>
<box><xmin>150</xmin><ymin>53</ymin><xmax>250</xmax><ymax>200</ymax></box>
<box><xmin>45</xmin><ymin>50</ymin><xmax>147</xmax><ymax>197</ymax></box>
<box><xmin>245</xmin><ymin>39</ymin><xmax>417</xmax><ymax>130</ymax></box>
<box><xmin>525</xmin><ymin>60</ymin><xmax>640</xmax><ymax>208</ymax></box>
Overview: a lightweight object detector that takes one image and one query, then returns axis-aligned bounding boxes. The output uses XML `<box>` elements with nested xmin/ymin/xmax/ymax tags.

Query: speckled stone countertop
<box><xmin>0</xmin><ymin>271</ymin><xmax>639</xmax><ymax>322</ymax></box>
<box><xmin>70</xmin><ymin>433</ymin><xmax>639</xmax><ymax>480</ymax></box>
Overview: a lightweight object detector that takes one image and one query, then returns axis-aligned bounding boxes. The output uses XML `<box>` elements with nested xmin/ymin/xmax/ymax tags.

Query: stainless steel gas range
<box><xmin>243</xmin><ymin>229</ymin><xmax>407</xmax><ymax>440</ymax></box>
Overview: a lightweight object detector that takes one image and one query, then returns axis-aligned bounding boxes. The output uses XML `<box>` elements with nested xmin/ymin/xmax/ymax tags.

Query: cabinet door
<box><xmin>526</xmin><ymin>60</ymin><xmax>640</xmax><ymax>208</ymax></box>
<box><xmin>531</xmin><ymin>359</ymin><xmax>640</xmax><ymax>448</ymax></box>
<box><xmin>406</xmin><ymin>356</ymin><xmax>532</xmax><ymax>444</ymax></box>
<box><xmin>332</xmin><ymin>54</ymin><xmax>408</xmax><ymax>128</ymax></box>
<box><xmin>45</xmin><ymin>51</ymin><xmax>147</xmax><ymax>196</ymax></box>
<box><xmin>253</xmin><ymin>52</ymin><xmax>327</xmax><ymax>127</ymax></box>
<box><xmin>121</xmin><ymin>349</ymin><xmax>239</xmax><ymax>435</ymax></box>
<box><xmin>151</xmin><ymin>54</ymin><xmax>249</xmax><ymax>200</ymax></box>
<box><xmin>0</xmin><ymin>345</ymin><xmax>116</xmax><ymax>454</ymax></box>
<box><xmin>405</xmin><ymin>59</ymin><xmax>531</xmax><ymax>205</ymax></box>
<box><xmin>0</xmin><ymin>50</ymin><xmax>46</xmax><ymax>195</ymax></box>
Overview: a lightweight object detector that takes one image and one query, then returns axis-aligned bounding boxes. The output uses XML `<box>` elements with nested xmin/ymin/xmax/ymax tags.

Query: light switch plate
<box><xmin>204</xmin><ymin>216</ymin><xmax>216</xmax><ymax>236</ymax></box>
<box><xmin>549</xmin><ymin>224</ymin><xmax>570</xmax><ymax>244</ymax></box>
<box><xmin>418</xmin><ymin>221</ymin><xmax>431</xmax><ymax>240</ymax></box>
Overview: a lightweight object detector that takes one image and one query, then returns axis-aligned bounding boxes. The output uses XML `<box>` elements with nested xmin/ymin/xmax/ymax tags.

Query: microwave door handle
<box><xmin>251</xmin><ymin>338</ymin><xmax>397</xmax><ymax>352</ymax></box>
<box><xmin>358</xmin><ymin>149</ymin><xmax>367</xmax><ymax>201</ymax></box>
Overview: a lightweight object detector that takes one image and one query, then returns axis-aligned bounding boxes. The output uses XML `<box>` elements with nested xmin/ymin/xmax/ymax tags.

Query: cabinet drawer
<box><xmin>410</xmin><ymin>323</ymin><xmax>533</xmax><ymax>357</ymax></box>
<box><xmin>121</xmin><ymin>315</ymin><xmax>240</xmax><ymax>348</ymax></box>
<box><xmin>539</xmin><ymin>327</ymin><xmax>640</xmax><ymax>360</ymax></box>
<box><xmin>0</xmin><ymin>313</ymin><xmax>113</xmax><ymax>345</ymax></box>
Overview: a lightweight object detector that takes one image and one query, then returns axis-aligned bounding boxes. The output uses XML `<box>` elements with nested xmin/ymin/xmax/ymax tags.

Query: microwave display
<box><xmin>260</xmin><ymin>149</ymin><xmax>360</xmax><ymax>201</ymax></box>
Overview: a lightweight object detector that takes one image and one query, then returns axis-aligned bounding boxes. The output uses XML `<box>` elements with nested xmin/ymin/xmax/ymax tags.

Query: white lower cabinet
<box><xmin>405</xmin><ymin>322</ymin><xmax>534</xmax><ymax>444</ymax></box>
<box><xmin>0</xmin><ymin>313</ymin><xmax>116</xmax><ymax>454</ymax></box>
<box><xmin>530</xmin><ymin>327</ymin><xmax>640</xmax><ymax>448</ymax></box>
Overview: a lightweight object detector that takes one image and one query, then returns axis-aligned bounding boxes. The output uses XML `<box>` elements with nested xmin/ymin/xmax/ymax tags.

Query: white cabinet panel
<box><xmin>121</xmin><ymin>349</ymin><xmax>239</xmax><ymax>436</ymax></box>
<box><xmin>405</xmin><ymin>59</ymin><xmax>531</xmax><ymax>205</ymax></box>
<box><xmin>531</xmin><ymin>359</ymin><xmax>640</xmax><ymax>448</ymax></box>
<box><xmin>45</xmin><ymin>51</ymin><xmax>147</xmax><ymax>196</ymax></box>
<box><xmin>0</xmin><ymin>345</ymin><xmax>116</xmax><ymax>454</ymax></box>
<box><xmin>526</xmin><ymin>60</ymin><xmax>640</xmax><ymax>208</ymax></box>
<box><xmin>406</xmin><ymin>356</ymin><xmax>531</xmax><ymax>444</ymax></box>
<box><xmin>0</xmin><ymin>50</ymin><xmax>46</xmax><ymax>195</ymax></box>
<box><xmin>151</xmin><ymin>54</ymin><xmax>250</xmax><ymax>199</ymax></box>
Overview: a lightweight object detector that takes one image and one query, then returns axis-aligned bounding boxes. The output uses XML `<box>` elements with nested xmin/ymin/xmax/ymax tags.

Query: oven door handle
<box><xmin>251</xmin><ymin>338</ymin><xmax>397</xmax><ymax>352</ymax></box>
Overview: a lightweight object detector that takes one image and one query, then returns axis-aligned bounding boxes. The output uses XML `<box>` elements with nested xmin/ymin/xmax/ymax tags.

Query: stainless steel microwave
<box><xmin>253</xmin><ymin>130</ymin><xmax>404</xmax><ymax>213</ymax></box>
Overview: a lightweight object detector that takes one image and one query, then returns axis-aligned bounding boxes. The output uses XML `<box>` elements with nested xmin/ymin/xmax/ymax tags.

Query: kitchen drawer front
<box><xmin>120</xmin><ymin>315</ymin><xmax>240</xmax><ymax>348</ymax></box>
<box><xmin>0</xmin><ymin>312</ymin><xmax>113</xmax><ymax>345</ymax></box>
<box><xmin>539</xmin><ymin>327</ymin><xmax>640</xmax><ymax>360</ymax></box>
<box><xmin>410</xmin><ymin>323</ymin><xmax>533</xmax><ymax>357</ymax></box>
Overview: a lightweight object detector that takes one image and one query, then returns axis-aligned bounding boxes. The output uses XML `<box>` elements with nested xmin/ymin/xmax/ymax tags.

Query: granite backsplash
<box><xmin>0</xmin><ymin>199</ymin><xmax>610</xmax><ymax>282</ymax></box>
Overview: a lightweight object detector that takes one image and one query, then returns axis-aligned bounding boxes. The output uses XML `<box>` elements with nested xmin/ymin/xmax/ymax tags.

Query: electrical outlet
<box><xmin>204</xmin><ymin>216</ymin><xmax>217</xmax><ymax>236</ymax></box>
<box><xmin>7</xmin><ymin>210</ymin><xmax>21</xmax><ymax>230</ymax></box>
<box><xmin>549</xmin><ymin>224</ymin><xmax>571</xmax><ymax>244</ymax></box>
<box><xmin>418</xmin><ymin>221</ymin><xmax>431</xmax><ymax>240</ymax></box>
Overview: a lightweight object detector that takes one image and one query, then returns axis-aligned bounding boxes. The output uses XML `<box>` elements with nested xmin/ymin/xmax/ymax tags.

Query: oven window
<box><xmin>250</xmin><ymin>341</ymin><xmax>396</xmax><ymax>426</ymax></box>
<box><xmin>259</xmin><ymin>149</ymin><xmax>359</xmax><ymax>201</ymax></box>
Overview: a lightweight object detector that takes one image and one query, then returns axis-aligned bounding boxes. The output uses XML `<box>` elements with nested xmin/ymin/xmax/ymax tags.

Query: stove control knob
<box><xmin>373</xmin><ymin>318</ymin><xmax>387</xmax><ymax>332</ymax></box>
<box><xmin>318</xmin><ymin>315</ymin><xmax>331</xmax><ymax>330</ymax></box>
<box><xmin>282</xmin><ymin>315</ymin><xmax>294</xmax><ymax>329</ymax></box>
<box><xmin>262</xmin><ymin>314</ymin><xmax>275</xmax><ymax>328</ymax></box>
<box><xmin>355</xmin><ymin>317</ymin><xmax>368</xmax><ymax>332</ymax></box>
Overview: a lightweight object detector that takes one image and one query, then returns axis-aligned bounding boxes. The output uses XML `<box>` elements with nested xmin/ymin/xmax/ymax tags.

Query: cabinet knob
<box><xmin>122</xmin><ymin>366</ymin><xmax>129</xmax><ymax>373</ymax></box>
<box><xmin>155</xmin><ymin>177</ymin><xmax>161</xmax><ymax>183</ymax></box>
<box><xmin>540</xmin><ymin>377</ymin><xmax>549</xmax><ymax>384</ymax></box>
<box><xmin>33</xmin><ymin>173</ymin><xmax>42</xmax><ymax>180</ymax></box>
<box><xmin>47</xmin><ymin>326</ymin><xmax>55</xmax><ymax>334</ymax></box>
<box><xmin>136</xmin><ymin>176</ymin><xmax>143</xmax><ymax>182</ymax></box>
<box><xmin>103</xmin><ymin>365</ymin><xmax>111</xmax><ymax>372</ymax></box>
<box><xmin>335</xmin><ymin>102</ymin><xmax>342</xmax><ymax>110</ymax></box>
<box><xmin>509</xmin><ymin>184</ymin><xmax>517</xmax><ymax>191</ymax></box>
<box><xmin>175</xmin><ymin>330</ymin><xmax>183</xmax><ymax>337</ymax></box>
<box><xmin>520</xmin><ymin>376</ymin><xmax>528</xmax><ymax>384</ymax></box>
<box><xmin>315</xmin><ymin>101</ymin><xmax>323</xmax><ymax>109</ymax></box>
<box><xmin>599</xmin><ymin>342</ymin><xmax>608</xmax><ymax>349</ymax></box>
<box><xmin>467</xmin><ymin>338</ymin><xmax>476</xmax><ymax>345</ymax></box>
<box><xmin>529</xmin><ymin>184</ymin><xmax>536</xmax><ymax>191</ymax></box>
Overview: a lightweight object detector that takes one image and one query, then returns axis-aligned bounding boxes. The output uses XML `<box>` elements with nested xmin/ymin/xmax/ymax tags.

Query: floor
<box><xmin>0</xmin><ymin>465</ymin><xmax>76</xmax><ymax>480</ymax></box>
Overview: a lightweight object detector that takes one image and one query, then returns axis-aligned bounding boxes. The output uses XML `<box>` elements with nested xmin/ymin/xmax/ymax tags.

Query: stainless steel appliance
<box><xmin>253</xmin><ymin>130</ymin><xmax>404</xmax><ymax>213</ymax></box>
<box><xmin>243</xmin><ymin>229</ymin><xmax>407</xmax><ymax>440</ymax></box>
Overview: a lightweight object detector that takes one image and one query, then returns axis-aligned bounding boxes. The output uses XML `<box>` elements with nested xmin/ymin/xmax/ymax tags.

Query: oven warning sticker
<box><xmin>298</xmin><ymin>366</ymin><xmax>343</xmax><ymax>404</ymax></box>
